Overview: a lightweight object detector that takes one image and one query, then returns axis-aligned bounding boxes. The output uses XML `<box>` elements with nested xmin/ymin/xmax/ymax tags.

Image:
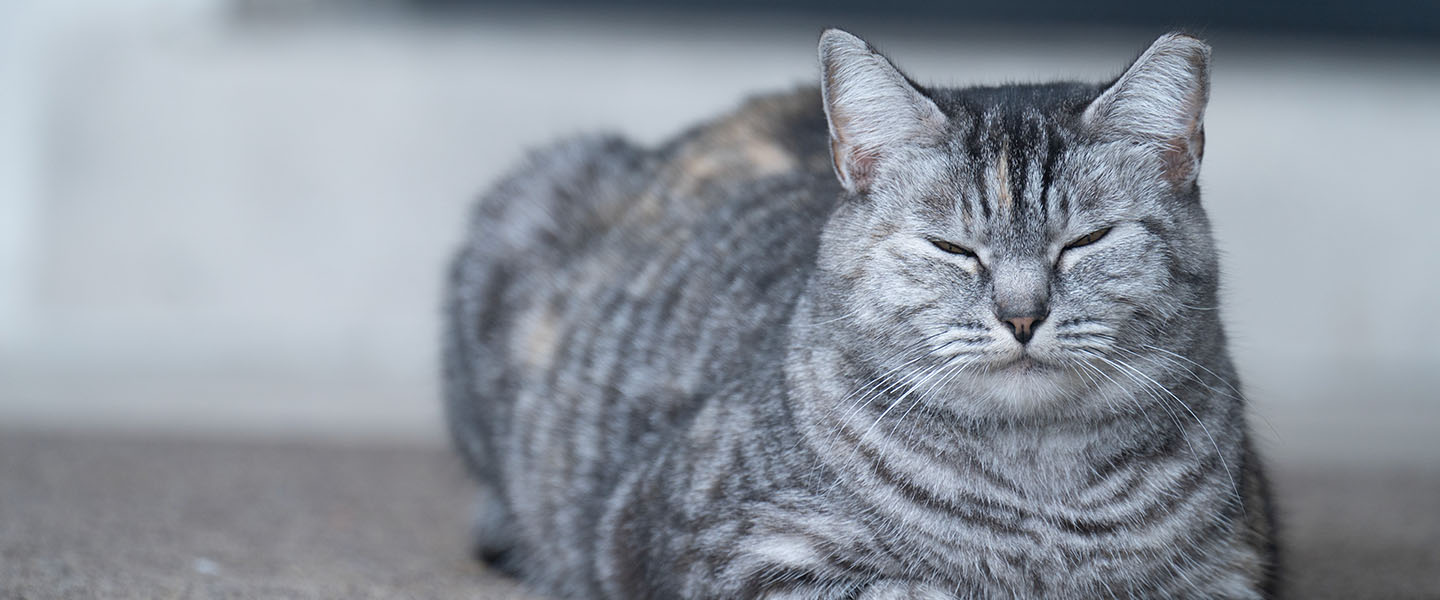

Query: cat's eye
<box><xmin>1064</xmin><ymin>227</ymin><xmax>1112</xmax><ymax>250</ymax></box>
<box><xmin>930</xmin><ymin>239</ymin><xmax>977</xmax><ymax>258</ymax></box>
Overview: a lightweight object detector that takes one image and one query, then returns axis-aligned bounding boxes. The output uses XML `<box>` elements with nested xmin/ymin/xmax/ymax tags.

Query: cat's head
<box><xmin>810</xmin><ymin>29</ymin><xmax>1220</xmax><ymax>418</ymax></box>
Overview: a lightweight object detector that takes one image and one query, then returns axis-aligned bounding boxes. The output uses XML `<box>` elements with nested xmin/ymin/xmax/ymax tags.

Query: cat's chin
<box><xmin>962</xmin><ymin>356</ymin><xmax>1088</xmax><ymax>415</ymax></box>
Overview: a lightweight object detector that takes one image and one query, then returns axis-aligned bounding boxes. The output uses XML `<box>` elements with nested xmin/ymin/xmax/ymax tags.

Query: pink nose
<box><xmin>1004</xmin><ymin>316</ymin><xmax>1042</xmax><ymax>344</ymax></box>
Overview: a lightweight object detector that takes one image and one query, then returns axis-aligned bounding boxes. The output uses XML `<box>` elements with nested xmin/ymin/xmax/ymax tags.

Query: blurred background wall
<box><xmin>2</xmin><ymin>0</ymin><xmax>1438</xmax><ymax>465</ymax></box>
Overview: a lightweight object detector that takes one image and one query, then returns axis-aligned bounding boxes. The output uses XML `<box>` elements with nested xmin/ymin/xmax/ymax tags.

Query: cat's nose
<box><xmin>991</xmin><ymin>258</ymin><xmax>1050</xmax><ymax>344</ymax></box>
<box><xmin>999</xmin><ymin>313</ymin><xmax>1046</xmax><ymax>344</ymax></box>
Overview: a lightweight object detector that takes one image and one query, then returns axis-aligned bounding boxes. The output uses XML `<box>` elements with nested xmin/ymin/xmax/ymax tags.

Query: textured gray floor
<box><xmin>2</xmin><ymin>431</ymin><xmax>1437</xmax><ymax>599</ymax></box>
<box><xmin>0</xmin><ymin>432</ymin><xmax>538</xmax><ymax>600</ymax></box>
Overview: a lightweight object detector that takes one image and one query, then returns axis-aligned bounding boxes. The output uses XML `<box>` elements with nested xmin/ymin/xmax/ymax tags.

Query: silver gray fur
<box><xmin>444</xmin><ymin>29</ymin><xmax>1278</xmax><ymax>599</ymax></box>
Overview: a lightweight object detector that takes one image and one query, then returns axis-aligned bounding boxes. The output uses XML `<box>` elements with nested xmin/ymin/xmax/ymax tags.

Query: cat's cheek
<box><xmin>1055</xmin><ymin>251</ymin><xmax>1083</xmax><ymax>273</ymax></box>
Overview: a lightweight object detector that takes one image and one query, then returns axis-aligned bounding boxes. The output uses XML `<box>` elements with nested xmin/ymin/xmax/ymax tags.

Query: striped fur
<box><xmin>444</xmin><ymin>30</ymin><xmax>1278</xmax><ymax>599</ymax></box>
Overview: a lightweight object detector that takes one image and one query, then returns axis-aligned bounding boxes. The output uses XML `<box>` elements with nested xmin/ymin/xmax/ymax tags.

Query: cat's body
<box><xmin>445</xmin><ymin>31</ymin><xmax>1278</xmax><ymax>599</ymax></box>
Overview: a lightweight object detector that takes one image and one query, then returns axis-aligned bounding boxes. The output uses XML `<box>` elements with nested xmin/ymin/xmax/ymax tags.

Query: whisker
<box><xmin>887</xmin><ymin>355</ymin><xmax>977</xmax><ymax>439</ymax></box>
<box><xmin>806</xmin><ymin>307</ymin><xmax>864</xmax><ymax>328</ymax></box>
<box><xmin>831</xmin><ymin>331</ymin><xmax>951</xmax><ymax>416</ymax></box>
<box><xmin>1130</xmin><ymin>344</ymin><xmax>1283</xmax><ymax>458</ymax></box>
<box><xmin>1080</xmin><ymin>350</ymin><xmax>1199</xmax><ymax>458</ymax></box>
<box><xmin>1095</xmin><ymin>351</ymin><xmax>1241</xmax><ymax>507</ymax></box>
<box><xmin>1137</xmin><ymin>344</ymin><xmax>1244</xmax><ymax>399</ymax></box>
<box><xmin>860</xmin><ymin>358</ymin><xmax>956</xmax><ymax>442</ymax></box>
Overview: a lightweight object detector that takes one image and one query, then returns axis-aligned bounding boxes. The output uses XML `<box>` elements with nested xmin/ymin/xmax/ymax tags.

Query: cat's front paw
<box><xmin>468</xmin><ymin>485</ymin><xmax>518</xmax><ymax>573</ymax></box>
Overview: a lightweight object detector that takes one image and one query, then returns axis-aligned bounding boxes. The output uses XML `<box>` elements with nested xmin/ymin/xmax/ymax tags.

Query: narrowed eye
<box><xmin>930</xmin><ymin>239</ymin><xmax>977</xmax><ymax>257</ymax></box>
<box><xmin>1064</xmin><ymin>227</ymin><xmax>1112</xmax><ymax>250</ymax></box>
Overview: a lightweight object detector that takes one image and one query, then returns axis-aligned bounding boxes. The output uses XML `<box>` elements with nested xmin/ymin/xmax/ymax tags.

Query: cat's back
<box><xmin>444</xmin><ymin>87</ymin><xmax>841</xmax><ymax>593</ymax></box>
<box><xmin>444</xmin><ymin>88</ymin><xmax>838</xmax><ymax>567</ymax></box>
<box><xmin>451</xmin><ymin>86</ymin><xmax>830</xmax><ymax>294</ymax></box>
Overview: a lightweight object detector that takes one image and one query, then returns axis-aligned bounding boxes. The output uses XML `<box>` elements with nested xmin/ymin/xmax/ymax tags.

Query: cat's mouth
<box><xmin>997</xmin><ymin>354</ymin><xmax>1050</xmax><ymax>373</ymax></box>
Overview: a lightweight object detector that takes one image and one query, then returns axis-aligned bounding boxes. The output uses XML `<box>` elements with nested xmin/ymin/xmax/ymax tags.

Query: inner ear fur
<box><xmin>1083</xmin><ymin>33</ymin><xmax>1211</xmax><ymax>187</ymax></box>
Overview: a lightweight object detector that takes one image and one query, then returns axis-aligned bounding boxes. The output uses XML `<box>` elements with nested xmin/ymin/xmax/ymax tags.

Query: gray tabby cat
<box><xmin>444</xmin><ymin>29</ymin><xmax>1279</xmax><ymax>599</ymax></box>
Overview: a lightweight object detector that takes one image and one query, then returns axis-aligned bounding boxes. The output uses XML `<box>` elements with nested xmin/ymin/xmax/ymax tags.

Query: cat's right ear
<box><xmin>819</xmin><ymin>29</ymin><xmax>947</xmax><ymax>195</ymax></box>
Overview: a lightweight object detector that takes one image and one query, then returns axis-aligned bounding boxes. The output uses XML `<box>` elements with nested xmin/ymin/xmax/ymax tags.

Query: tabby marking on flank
<box><xmin>444</xmin><ymin>28</ymin><xmax>1279</xmax><ymax>599</ymax></box>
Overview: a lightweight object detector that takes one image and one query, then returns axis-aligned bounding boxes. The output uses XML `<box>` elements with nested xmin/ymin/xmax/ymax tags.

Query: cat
<box><xmin>444</xmin><ymin>28</ymin><xmax>1279</xmax><ymax>599</ymax></box>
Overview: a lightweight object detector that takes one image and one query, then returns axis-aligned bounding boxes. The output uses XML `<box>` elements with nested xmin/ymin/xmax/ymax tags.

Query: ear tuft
<box><xmin>819</xmin><ymin>29</ymin><xmax>947</xmax><ymax>194</ymax></box>
<box><xmin>1083</xmin><ymin>33</ymin><xmax>1211</xmax><ymax>186</ymax></box>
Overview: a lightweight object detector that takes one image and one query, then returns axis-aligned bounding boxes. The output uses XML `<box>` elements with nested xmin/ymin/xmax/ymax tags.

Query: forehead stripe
<box><xmin>994</xmin><ymin>149</ymin><xmax>1012</xmax><ymax>212</ymax></box>
<box><xmin>1041</xmin><ymin>126</ymin><xmax>1062</xmax><ymax>217</ymax></box>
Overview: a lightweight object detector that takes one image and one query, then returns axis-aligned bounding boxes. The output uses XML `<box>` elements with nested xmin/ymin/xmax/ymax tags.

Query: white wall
<box><xmin>3</xmin><ymin>6</ymin><xmax>1437</xmax><ymax>462</ymax></box>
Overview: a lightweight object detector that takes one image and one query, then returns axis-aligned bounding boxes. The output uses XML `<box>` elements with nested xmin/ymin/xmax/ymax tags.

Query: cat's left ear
<box><xmin>1083</xmin><ymin>33</ymin><xmax>1211</xmax><ymax>187</ymax></box>
<box><xmin>820</xmin><ymin>29</ymin><xmax>948</xmax><ymax>195</ymax></box>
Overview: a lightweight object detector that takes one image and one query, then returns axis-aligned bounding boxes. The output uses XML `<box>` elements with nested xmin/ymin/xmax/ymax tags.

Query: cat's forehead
<box><xmin>929</xmin><ymin>82</ymin><xmax>1099</xmax><ymax>169</ymax></box>
<box><xmin>914</xmin><ymin>84</ymin><xmax>1143</xmax><ymax>234</ymax></box>
<box><xmin>929</xmin><ymin>81</ymin><xmax>1101</xmax><ymax>129</ymax></box>
<box><xmin>892</xmin><ymin>82</ymin><xmax>1158</xmax><ymax>250</ymax></box>
<box><xmin>903</xmin><ymin>113</ymin><xmax>1064</xmax><ymax>238</ymax></box>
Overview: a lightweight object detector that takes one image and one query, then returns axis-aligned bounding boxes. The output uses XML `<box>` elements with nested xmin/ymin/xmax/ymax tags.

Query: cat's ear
<box><xmin>1083</xmin><ymin>33</ymin><xmax>1211</xmax><ymax>187</ymax></box>
<box><xmin>819</xmin><ymin>29</ymin><xmax>947</xmax><ymax>195</ymax></box>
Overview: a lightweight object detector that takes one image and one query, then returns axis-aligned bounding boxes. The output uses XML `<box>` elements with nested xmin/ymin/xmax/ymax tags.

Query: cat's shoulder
<box><xmin>678</xmin><ymin>86</ymin><xmax>826</xmax><ymax>152</ymax></box>
<box><xmin>656</xmin><ymin>87</ymin><xmax>833</xmax><ymax>196</ymax></box>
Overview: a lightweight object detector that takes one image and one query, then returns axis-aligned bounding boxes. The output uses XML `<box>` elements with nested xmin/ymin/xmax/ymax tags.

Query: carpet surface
<box><xmin>1</xmin><ymin>431</ymin><xmax>1436</xmax><ymax>599</ymax></box>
